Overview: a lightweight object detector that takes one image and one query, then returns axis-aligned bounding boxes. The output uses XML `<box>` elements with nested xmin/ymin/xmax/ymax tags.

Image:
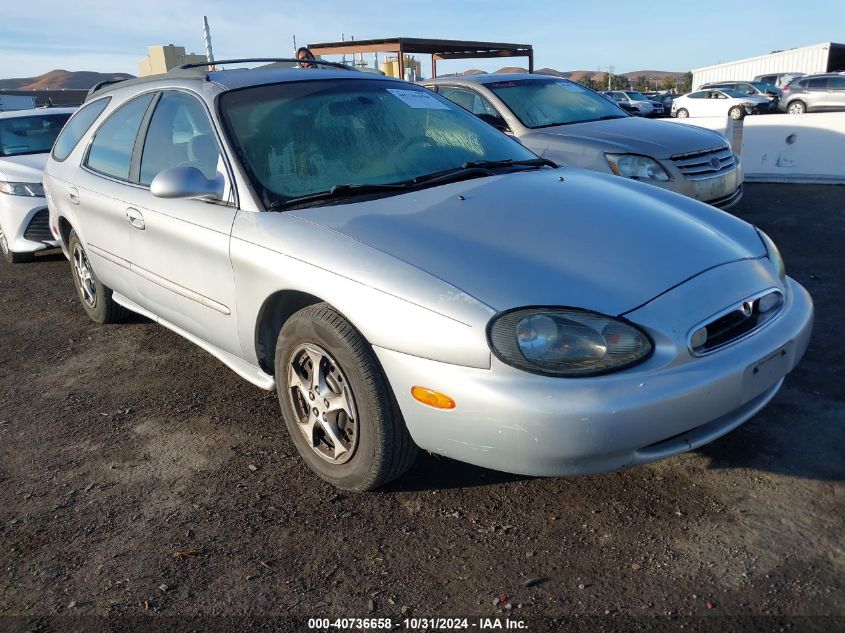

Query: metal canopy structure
<box><xmin>307</xmin><ymin>37</ymin><xmax>534</xmax><ymax>78</ymax></box>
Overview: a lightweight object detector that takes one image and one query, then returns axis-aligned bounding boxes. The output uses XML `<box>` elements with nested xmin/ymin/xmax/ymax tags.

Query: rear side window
<box><xmin>51</xmin><ymin>97</ymin><xmax>111</xmax><ymax>162</ymax></box>
<box><xmin>829</xmin><ymin>77</ymin><xmax>845</xmax><ymax>90</ymax></box>
<box><xmin>807</xmin><ymin>78</ymin><xmax>828</xmax><ymax>90</ymax></box>
<box><xmin>85</xmin><ymin>93</ymin><xmax>155</xmax><ymax>180</ymax></box>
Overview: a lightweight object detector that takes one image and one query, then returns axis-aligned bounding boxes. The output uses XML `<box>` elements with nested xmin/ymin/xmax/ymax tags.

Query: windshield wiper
<box><xmin>460</xmin><ymin>158</ymin><xmax>558</xmax><ymax>170</ymax></box>
<box><xmin>273</xmin><ymin>182</ymin><xmax>409</xmax><ymax>209</ymax></box>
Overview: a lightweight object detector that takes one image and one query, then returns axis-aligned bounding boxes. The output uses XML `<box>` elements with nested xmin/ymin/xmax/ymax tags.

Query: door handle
<box><xmin>68</xmin><ymin>187</ymin><xmax>79</xmax><ymax>205</ymax></box>
<box><xmin>126</xmin><ymin>208</ymin><xmax>145</xmax><ymax>230</ymax></box>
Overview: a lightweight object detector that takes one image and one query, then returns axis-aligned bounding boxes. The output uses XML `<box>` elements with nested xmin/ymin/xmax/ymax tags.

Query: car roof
<box><xmin>88</xmin><ymin>65</ymin><xmax>398</xmax><ymax>101</ymax></box>
<box><xmin>425</xmin><ymin>73</ymin><xmax>562</xmax><ymax>86</ymax></box>
<box><xmin>0</xmin><ymin>107</ymin><xmax>76</xmax><ymax>120</ymax></box>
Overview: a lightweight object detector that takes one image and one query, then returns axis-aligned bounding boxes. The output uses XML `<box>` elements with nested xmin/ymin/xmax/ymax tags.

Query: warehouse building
<box><xmin>692</xmin><ymin>42</ymin><xmax>845</xmax><ymax>89</ymax></box>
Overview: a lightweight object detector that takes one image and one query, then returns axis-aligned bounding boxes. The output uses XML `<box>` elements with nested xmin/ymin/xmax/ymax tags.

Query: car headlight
<box><xmin>605</xmin><ymin>154</ymin><xmax>670</xmax><ymax>181</ymax></box>
<box><xmin>756</xmin><ymin>229</ymin><xmax>786</xmax><ymax>282</ymax></box>
<box><xmin>488</xmin><ymin>308</ymin><xmax>653</xmax><ymax>377</ymax></box>
<box><xmin>0</xmin><ymin>181</ymin><xmax>45</xmax><ymax>197</ymax></box>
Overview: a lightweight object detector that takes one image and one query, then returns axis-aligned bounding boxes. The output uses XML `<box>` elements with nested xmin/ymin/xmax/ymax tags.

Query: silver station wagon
<box><xmin>43</xmin><ymin>60</ymin><xmax>812</xmax><ymax>491</ymax></box>
<box><xmin>424</xmin><ymin>74</ymin><xmax>744</xmax><ymax>208</ymax></box>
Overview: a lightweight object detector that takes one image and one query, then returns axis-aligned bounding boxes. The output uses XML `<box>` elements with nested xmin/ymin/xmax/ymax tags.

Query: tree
<box><xmin>681</xmin><ymin>71</ymin><xmax>693</xmax><ymax>93</ymax></box>
<box><xmin>661</xmin><ymin>76</ymin><xmax>676</xmax><ymax>91</ymax></box>
<box><xmin>634</xmin><ymin>75</ymin><xmax>648</xmax><ymax>91</ymax></box>
<box><xmin>575</xmin><ymin>76</ymin><xmax>595</xmax><ymax>90</ymax></box>
<box><xmin>609</xmin><ymin>73</ymin><xmax>628</xmax><ymax>90</ymax></box>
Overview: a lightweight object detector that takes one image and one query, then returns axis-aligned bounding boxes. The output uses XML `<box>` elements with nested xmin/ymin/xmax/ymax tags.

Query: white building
<box><xmin>691</xmin><ymin>42</ymin><xmax>845</xmax><ymax>90</ymax></box>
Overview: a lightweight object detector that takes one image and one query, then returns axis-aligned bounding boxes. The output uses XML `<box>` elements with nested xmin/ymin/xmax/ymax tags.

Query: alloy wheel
<box><xmin>288</xmin><ymin>342</ymin><xmax>359</xmax><ymax>464</ymax></box>
<box><xmin>72</xmin><ymin>243</ymin><xmax>97</xmax><ymax>308</ymax></box>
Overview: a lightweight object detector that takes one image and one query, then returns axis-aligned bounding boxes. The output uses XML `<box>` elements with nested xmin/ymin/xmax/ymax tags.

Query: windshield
<box><xmin>219</xmin><ymin>79</ymin><xmax>538</xmax><ymax>208</ymax></box>
<box><xmin>625</xmin><ymin>91</ymin><xmax>648</xmax><ymax>101</ymax></box>
<box><xmin>484</xmin><ymin>78</ymin><xmax>628</xmax><ymax>129</ymax></box>
<box><xmin>0</xmin><ymin>112</ymin><xmax>72</xmax><ymax>157</ymax></box>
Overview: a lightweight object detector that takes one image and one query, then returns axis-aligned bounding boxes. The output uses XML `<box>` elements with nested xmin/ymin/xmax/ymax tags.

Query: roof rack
<box><xmin>86</xmin><ymin>79</ymin><xmax>127</xmax><ymax>99</ymax></box>
<box><xmin>177</xmin><ymin>58</ymin><xmax>356</xmax><ymax>71</ymax></box>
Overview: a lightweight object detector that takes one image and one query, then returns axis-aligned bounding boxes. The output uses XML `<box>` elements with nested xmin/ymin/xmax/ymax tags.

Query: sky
<box><xmin>2</xmin><ymin>0</ymin><xmax>844</xmax><ymax>80</ymax></box>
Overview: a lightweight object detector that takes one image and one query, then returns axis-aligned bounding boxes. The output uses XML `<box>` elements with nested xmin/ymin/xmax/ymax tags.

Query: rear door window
<box><xmin>807</xmin><ymin>78</ymin><xmax>829</xmax><ymax>90</ymax></box>
<box><xmin>85</xmin><ymin>93</ymin><xmax>155</xmax><ymax>180</ymax></box>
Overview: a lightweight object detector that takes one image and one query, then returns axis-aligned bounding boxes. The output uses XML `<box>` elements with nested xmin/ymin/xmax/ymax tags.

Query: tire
<box><xmin>0</xmin><ymin>228</ymin><xmax>34</xmax><ymax>264</ymax></box>
<box><xmin>67</xmin><ymin>230</ymin><xmax>127</xmax><ymax>324</ymax></box>
<box><xmin>787</xmin><ymin>100</ymin><xmax>806</xmax><ymax>115</ymax></box>
<box><xmin>274</xmin><ymin>303</ymin><xmax>418</xmax><ymax>491</ymax></box>
<box><xmin>729</xmin><ymin>106</ymin><xmax>746</xmax><ymax>121</ymax></box>
<box><xmin>676</xmin><ymin>108</ymin><xmax>689</xmax><ymax>119</ymax></box>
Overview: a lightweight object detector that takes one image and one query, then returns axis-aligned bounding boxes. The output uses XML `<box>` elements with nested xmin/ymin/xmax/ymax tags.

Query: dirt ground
<box><xmin>0</xmin><ymin>183</ymin><xmax>842</xmax><ymax>633</ymax></box>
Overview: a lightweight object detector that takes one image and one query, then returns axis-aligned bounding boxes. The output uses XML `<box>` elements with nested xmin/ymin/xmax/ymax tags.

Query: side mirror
<box><xmin>150</xmin><ymin>166</ymin><xmax>224</xmax><ymax>200</ymax></box>
<box><xmin>476</xmin><ymin>113</ymin><xmax>509</xmax><ymax>133</ymax></box>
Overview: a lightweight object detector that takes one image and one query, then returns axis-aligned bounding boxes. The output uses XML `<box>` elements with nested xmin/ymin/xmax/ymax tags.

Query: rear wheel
<box><xmin>0</xmin><ymin>228</ymin><xmax>34</xmax><ymax>264</ymax></box>
<box><xmin>729</xmin><ymin>106</ymin><xmax>746</xmax><ymax>120</ymax></box>
<box><xmin>787</xmin><ymin>100</ymin><xmax>806</xmax><ymax>114</ymax></box>
<box><xmin>67</xmin><ymin>230</ymin><xmax>127</xmax><ymax>324</ymax></box>
<box><xmin>275</xmin><ymin>303</ymin><xmax>417</xmax><ymax>491</ymax></box>
<box><xmin>676</xmin><ymin>108</ymin><xmax>689</xmax><ymax>119</ymax></box>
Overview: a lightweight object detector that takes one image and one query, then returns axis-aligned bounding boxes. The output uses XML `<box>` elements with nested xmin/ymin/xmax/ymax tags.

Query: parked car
<box><xmin>700</xmin><ymin>81</ymin><xmax>780</xmax><ymax>113</ymax></box>
<box><xmin>753</xmin><ymin>72</ymin><xmax>805</xmax><ymax>88</ymax></box>
<box><xmin>645</xmin><ymin>91</ymin><xmax>676</xmax><ymax>116</ymax></box>
<box><xmin>44</xmin><ymin>62</ymin><xmax>812</xmax><ymax>491</ymax></box>
<box><xmin>779</xmin><ymin>73</ymin><xmax>845</xmax><ymax>113</ymax></box>
<box><xmin>672</xmin><ymin>89</ymin><xmax>770</xmax><ymax>120</ymax></box>
<box><xmin>601</xmin><ymin>92</ymin><xmax>641</xmax><ymax>115</ymax></box>
<box><xmin>0</xmin><ymin>107</ymin><xmax>75</xmax><ymax>263</ymax></box>
<box><xmin>602</xmin><ymin>90</ymin><xmax>655</xmax><ymax>116</ymax></box>
<box><xmin>425</xmin><ymin>74</ymin><xmax>743</xmax><ymax>208</ymax></box>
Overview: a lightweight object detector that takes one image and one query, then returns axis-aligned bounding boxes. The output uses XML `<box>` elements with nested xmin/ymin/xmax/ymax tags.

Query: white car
<box><xmin>0</xmin><ymin>108</ymin><xmax>75</xmax><ymax>263</ymax></box>
<box><xmin>672</xmin><ymin>89</ymin><xmax>770</xmax><ymax>120</ymax></box>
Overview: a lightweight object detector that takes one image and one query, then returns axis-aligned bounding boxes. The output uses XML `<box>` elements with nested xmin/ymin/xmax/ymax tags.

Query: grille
<box><xmin>688</xmin><ymin>289</ymin><xmax>784</xmax><ymax>356</ymax></box>
<box><xmin>670</xmin><ymin>146</ymin><xmax>735</xmax><ymax>179</ymax></box>
<box><xmin>23</xmin><ymin>209</ymin><xmax>52</xmax><ymax>241</ymax></box>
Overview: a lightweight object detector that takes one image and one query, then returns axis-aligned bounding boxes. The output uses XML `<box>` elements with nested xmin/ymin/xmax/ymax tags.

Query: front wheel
<box><xmin>0</xmin><ymin>228</ymin><xmax>34</xmax><ymax>264</ymax></box>
<box><xmin>787</xmin><ymin>101</ymin><xmax>806</xmax><ymax>115</ymax></box>
<box><xmin>275</xmin><ymin>303</ymin><xmax>418</xmax><ymax>491</ymax></box>
<box><xmin>675</xmin><ymin>108</ymin><xmax>689</xmax><ymax>119</ymax></box>
<box><xmin>67</xmin><ymin>230</ymin><xmax>127</xmax><ymax>324</ymax></box>
<box><xmin>729</xmin><ymin>106</ymin><xmax>746</xmax><ymax>120</ymax></box>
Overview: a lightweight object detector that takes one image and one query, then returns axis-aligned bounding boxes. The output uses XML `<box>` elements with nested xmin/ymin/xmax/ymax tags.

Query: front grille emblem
<box><xmin>710</xmin><ymin>157</ymin><xmax>721</xmax><ymax>169</ymax></box>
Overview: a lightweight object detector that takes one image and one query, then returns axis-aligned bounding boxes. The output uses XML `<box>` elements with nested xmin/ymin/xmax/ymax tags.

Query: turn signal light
<box><xmin>411</xmin><ymin>386</ymin><xmax>456</xmax><ymax>410</ymax></box>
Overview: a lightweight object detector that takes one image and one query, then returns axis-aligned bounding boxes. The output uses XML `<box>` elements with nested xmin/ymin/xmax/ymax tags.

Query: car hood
<box><xmin>0</xmin><ymin>153</ymin><xmax>48</xmax><ymax>183</ymax></box>
<box><xmin>520</xmin><ymin>117</ymin><xmax>726</xmax><ymax>159</ymax></box>
<box><xmin>290</xmin><ymin>169</ymin><xmax>764</xmax><ymax>316</ymax></box>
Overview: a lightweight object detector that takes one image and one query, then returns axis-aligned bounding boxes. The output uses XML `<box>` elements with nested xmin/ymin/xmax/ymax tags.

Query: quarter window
<box><xmin>438</xmin><ymin>86</ymin><xmax>508</xmax><ymax>129</ymax></box>
<box><xmin>85</xmin><ymin>93</ymin><xmax>154</xmax><ymax>180</ymax></box>
<box><xmin>51</xmin><ymin>97</ymin><xmax>111</xmax><ymax>162</ymax></box>
<box><xmin>139</xmin><ymin>91</ymin><xmax>221</xmax><ymax>186</ymax></box>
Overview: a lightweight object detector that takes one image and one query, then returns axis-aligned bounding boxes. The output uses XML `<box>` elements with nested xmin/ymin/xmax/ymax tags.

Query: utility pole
<box><xmin>607</xmin><ymin>65</ymin><xmax>614</xmax><ymax>91</ymax></box>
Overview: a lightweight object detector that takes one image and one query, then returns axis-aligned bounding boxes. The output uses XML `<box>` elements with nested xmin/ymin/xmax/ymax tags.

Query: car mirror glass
<box><xmin>150</xmin><ymin>166</ymin><xmax>224</xmax><ymax>201</ymax></box>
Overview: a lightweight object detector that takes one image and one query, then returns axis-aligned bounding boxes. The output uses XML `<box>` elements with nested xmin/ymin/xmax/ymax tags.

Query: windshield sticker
<box><xmin>386</xmin><ymin>89</ymin><xmax>450</xmax><ymax>109</ymax></box>
<box><xmin>556</xmin><ymin>81</ymin><xmax>587</xmax><ymax>92</ymax></box>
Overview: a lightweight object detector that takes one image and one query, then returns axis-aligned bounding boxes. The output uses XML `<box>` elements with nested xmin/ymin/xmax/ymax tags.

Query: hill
<box><xmin>0</xmin><ymin>70</ymin><xmax>135</xmax><ymax>90</ymax></box>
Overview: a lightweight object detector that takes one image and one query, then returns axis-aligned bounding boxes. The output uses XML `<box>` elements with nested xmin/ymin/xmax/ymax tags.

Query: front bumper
<box><xmin>0</xmin><ymin>194</ymin><xmax>60</xmax><ymax>254</ymax></box>
<box><xmin>375</xmin><ymin>275</ymin><xmax>812</xmax><ymax>477</ymax></box>
<box><xmin>650</xmin><ymin>157</ymin><xmax>744</xmax><ymax>208</ymax></box>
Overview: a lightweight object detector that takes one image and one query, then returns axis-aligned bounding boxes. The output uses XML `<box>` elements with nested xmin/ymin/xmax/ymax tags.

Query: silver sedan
<box><xmin>43</xmin><ymin>63</ymin><xmax>812</xmax><ymax>490</ymax></box>
<box><xmin>424</xmin><ymin>74</ymin><xmax>744</xmax><ymax>209</ymax></box>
